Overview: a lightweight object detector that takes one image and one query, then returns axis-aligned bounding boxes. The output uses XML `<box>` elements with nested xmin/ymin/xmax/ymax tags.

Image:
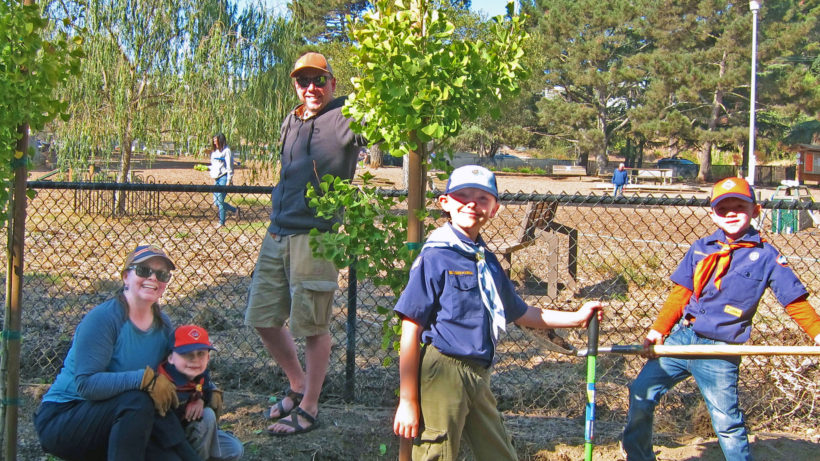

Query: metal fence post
<box><xmin>344</xmin><ymin>261</ymin><xmax>357</xmax><ymax>402</ymax></box>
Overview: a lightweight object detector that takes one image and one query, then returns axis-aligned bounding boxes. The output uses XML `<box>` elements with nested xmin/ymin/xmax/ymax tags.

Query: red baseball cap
<box><xmin>710</xmin><ymin>177</ymin><xmax>756</xmax><ymax>208</ymax></box>
<box><xmin>172</xmin><ymin>325</ymin><xmax>216</xmax><ymax>354</ymax></box>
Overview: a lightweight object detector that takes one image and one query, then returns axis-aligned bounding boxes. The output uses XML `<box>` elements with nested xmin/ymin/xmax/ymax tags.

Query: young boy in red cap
<box><xmin>622</xmin><ymin>177</ymin><xmax>820</xmax><ymax>461</ymax></box>
<box><xmin>159</xmin><ymin>325</ymin><xmax>243</xmax><ymax>461</ymax></box>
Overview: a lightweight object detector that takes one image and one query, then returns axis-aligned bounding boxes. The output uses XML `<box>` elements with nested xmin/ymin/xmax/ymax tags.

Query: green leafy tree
<box><xmin>307</xmin><ymin>0</ymin><xmax>528</xmax><ymax>354</ymax></box>
<box><xmin>0</xmin><ymin>0</ymin><xmax>82</xmax><ymax>224</ymax></box>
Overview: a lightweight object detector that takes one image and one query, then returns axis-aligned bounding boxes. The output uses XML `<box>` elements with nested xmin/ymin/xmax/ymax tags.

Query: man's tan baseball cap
<box><xmin>290</xmin><ymin>52</ymin><xmax>333</xmax><ymax>77</ymax></box>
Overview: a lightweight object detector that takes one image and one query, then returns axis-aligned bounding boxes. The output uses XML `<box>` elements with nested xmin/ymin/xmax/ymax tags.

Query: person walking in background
<box><xmin>245</xmin><ymin>51</ymin><xmax>367</xmax><ymax>436</ymax></box>
<box><xmin>612</xmin><ymin>162</ymin><xmax>629</xmax><ymax>197</ymax></box>
<box><xmin>621</xmin><ymin>177</ymin><xmax>820</xmax><ymax>461</ymax></box>
<box><xmin>210</xmin><ymin>133</ymin><xmax>238</xmax><ymax>227</ymax></box>
<box><xmin>34</xmin><ymin>245</ymin><xmax>201</xmax><ymax>461</ymax></box>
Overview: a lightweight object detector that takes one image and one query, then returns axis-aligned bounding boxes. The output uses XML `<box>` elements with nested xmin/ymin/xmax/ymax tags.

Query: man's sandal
<box><xmin>263</xmin><ymin>387</ymin><xmax>304</xmax><ymax>420</ymax></box>
<box><xmin>266</xmin><ymin>407</ymin><xmax>320</xmax><ymax>436</ymax></box>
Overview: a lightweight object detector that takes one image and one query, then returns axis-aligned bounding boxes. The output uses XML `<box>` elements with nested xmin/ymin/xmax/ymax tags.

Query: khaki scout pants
<box><xmin>413</xmin><ymin>345</ymin><xmax>518</xmax><ymax>461</ymax></box>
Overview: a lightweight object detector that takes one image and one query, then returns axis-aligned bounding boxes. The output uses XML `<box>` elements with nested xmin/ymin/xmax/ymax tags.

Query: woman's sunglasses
<box><xmin>129</xmin><ymin>265</ymin><xmax>172</xmax><ymax>282</ymax></box>
<box><xmin>295</xmin><ymin>75</ymin><xmax>329</xmax><ymax>89</ymax></box>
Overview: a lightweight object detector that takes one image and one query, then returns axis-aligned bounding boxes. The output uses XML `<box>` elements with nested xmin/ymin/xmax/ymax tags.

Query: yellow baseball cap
<box><xmin>290</xmin><ymin>52</ymin><xmax>333</xmax><ymax>77</ymax></box>
<box><xmin>710</xmin><ymin>177</ymin><xmax>755</xmax><ymax>207</ymax></box>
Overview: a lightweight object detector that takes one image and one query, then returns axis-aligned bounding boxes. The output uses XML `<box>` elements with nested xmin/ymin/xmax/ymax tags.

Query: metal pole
<box><xmin>344</xmin><ymin>262</ymin><xmax>357</xmax><ymax>402</ymax></box>
<box><xmin>583</xmin><ymin>316</ymin><xmax>599</xmax><ymax>461</ymax></box>
<box><xmin>747</xmin><ymin>0</ymin><xmax>760</xmax><ymax>185</ymax></box>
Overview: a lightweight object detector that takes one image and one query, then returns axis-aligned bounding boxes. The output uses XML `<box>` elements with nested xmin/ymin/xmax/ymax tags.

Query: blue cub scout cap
<box><xmin>446</xmin><ymin>165</ymin><xmax>499</xmax><ymax>199</ymax></box>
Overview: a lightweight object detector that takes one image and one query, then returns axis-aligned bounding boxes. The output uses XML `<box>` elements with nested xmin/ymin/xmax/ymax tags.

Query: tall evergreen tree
<box><xmin>289</xmin><ymin>0</ymin><xmax>370</xmax><ymax>42</ymax></box>
<box><xmin>522</xmin><ymin>0</ymin><xmax>650</xmax><ymax>172</ymax></box>
<box><xmin>631</xmin><ymin>0</ymin><xmax>820</xmax><ymax>179</ymax></box>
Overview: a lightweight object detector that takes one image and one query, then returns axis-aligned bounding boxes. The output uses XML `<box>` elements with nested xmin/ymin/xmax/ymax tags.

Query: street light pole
<box><xmin>747</xmin><ymin>0</ymin><xmax>760</xmax><ymax>185</ymax></box>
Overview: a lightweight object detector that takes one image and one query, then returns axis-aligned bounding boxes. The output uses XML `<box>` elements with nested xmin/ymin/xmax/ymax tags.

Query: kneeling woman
<box><xmin>35</xmin><ymin>245</ymin><xmax>200</xmax><ymax>461</ymax></box>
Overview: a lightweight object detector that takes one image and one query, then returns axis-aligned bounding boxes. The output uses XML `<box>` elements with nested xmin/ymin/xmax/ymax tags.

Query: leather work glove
<box><xmin>140</xmin><ymin>366</ymin><xmax>179</xmax><ymax>417</ymax></box>
<box><xmin>209</xmin><ymin>388</ymin><xmax>224</xmax><ymax>420</ymax></box>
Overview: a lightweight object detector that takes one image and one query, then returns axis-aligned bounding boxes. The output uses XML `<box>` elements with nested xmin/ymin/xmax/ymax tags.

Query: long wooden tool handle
<box><xmin>577</xmin><ymin>344</ymin><xmax>820</xmax><ymax>357</ymax></box>
<box><xmin>399</xmin><ymin>437</ymin><xmax>412</xmax><ymax>461</ymax></box>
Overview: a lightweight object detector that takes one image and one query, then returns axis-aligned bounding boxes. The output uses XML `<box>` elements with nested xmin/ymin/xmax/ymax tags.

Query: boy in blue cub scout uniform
<box><xmin>622</xmin><ymin>177</ymin><xmax>820</xmax><ymax>461</ymax></box>
<box><xmin>158</xmin><ymin>325</ymin><xmax>243</xmax><ymax>461</ymax></box>
<box><xmin>392</xmin><ymin>165</ymin><xmax>604</xmax><ymax>460</ymax></box>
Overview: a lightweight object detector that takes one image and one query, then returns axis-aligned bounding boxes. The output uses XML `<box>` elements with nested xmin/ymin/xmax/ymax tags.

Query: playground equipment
<box><xmin>767</xmin><ymin>181</ymin><xmax>817</xmax><ymax>234</ymax></box>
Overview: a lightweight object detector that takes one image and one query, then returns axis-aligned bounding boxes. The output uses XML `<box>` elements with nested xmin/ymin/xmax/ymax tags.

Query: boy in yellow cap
<box><xmin>622</xmin><ymin>177</ymin><xmax>820</xmax><ymax>460</ymax></box>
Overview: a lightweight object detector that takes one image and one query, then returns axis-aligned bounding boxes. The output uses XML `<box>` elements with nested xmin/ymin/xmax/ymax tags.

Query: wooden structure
<box><xmin>486</xmin><ymin>201</ymin><xmax>578</xmax><ymax>298</ymax></box>
<box><xmin>795</xmin><ymin>144</ymin><xmax>820</xmax><ymax>184</ymax></box>
<box><xmin>552</xmin><ymin>165</ymin><xmax>587</xmax><ymax>178</ymax></box>
<box><xmin>629</xmin><ymin>168</ymin><xmax>673</xmax><ymax>185</ymax></box>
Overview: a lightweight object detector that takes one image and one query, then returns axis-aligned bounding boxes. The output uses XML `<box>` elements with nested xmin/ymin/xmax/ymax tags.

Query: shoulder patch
<box><xmin>776</xmin><ymin>254</ymin><xmax>789</xmax><ymax>267</ymax></box>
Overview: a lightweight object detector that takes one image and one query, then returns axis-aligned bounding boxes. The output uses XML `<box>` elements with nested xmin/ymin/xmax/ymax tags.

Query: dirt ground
<box><xmin>18</xmin><ymin>156</ymin><xmax>820</xmax><ymax>460</ymax></box>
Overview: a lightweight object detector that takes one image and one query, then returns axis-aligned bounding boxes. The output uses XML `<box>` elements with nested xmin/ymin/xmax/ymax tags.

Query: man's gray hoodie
<box><xmin>268</xmin><ymin>96</ymin><xmax>366</xmax><ymax>235</ymax></box>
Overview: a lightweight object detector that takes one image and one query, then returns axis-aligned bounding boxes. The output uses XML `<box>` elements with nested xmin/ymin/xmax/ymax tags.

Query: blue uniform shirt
<box><xmin>672</xmin><ymin>227</ymin><xmax>807</xmax><ymax>343</ymax></box>
<box><xmin>394</xmin><ymin>224</ymin><xmax>529</xmax><ymax>367</ymax></box>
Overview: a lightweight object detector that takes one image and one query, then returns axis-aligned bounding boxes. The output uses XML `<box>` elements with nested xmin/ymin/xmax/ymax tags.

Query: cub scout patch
<box><xmin>448</xmin><ymin>270</ymin><xmax>474</xmax><ymax>276</ymax></box>
<box><xmin>724</xmin><ymin>305</ymin><xmax>743</xmax><ymax>318</ymax></box>
<box><xmin>776</xmin><ymin>254</ymin><xmax>789</xmax><ymax>267</ymax></box>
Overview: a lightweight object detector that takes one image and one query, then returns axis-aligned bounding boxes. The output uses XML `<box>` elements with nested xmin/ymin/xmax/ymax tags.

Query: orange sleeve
<box><xmin>784</xmin><ymin>295</ymin><xmax>820</xmax><ymax>340</ymax></box>
<box><xmin>650</xmin><ymin>284</ymin><xmax>692</xmax><ymax>335</ymax></box>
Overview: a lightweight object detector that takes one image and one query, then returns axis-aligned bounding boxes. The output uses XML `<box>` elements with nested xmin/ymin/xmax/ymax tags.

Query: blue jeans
<box><xmin>622</xmin><ymin>323</ymin><xmax>751</xmax><ymax>461</ymax></box>
<box><xmin>35</xmin><ymin>390</ymin><xmax>194</xmax><ymax>461</ymax></box>
<box><xmin>213</xmin><ymin>175</ymin><xmax>236</xmax><ymax>225</ymax></box>
<box><xmin>613</xmin><ymin>184</ymin><xmax>625</xmax><ymax>196</ymax></box>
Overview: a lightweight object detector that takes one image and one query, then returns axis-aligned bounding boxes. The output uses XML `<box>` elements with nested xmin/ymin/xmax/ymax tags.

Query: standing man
<box><xmin>245</xmin><ymin>51</ymin><xmax>366</xmax><ymax>436</ymax></box>
<box><xmin>612</xmin><ymin>162</ymin><xmax>629</xmax><ymax>197</ymax></box>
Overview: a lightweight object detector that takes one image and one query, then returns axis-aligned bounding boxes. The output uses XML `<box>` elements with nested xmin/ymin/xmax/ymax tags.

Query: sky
<box><xmin>469</xmin><ymin>0</ymin><xmax>511</xmax><ymax>18</ymax></box>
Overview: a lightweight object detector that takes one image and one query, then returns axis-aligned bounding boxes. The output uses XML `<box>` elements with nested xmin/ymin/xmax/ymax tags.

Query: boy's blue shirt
<box><xmin>672</xmin><ymin>227</ymin><xmax>807</xmax><ymax>343</ymax></box>
<box><xmin>394</xmin><ymin>224</ymin><xmax>529</xmax><ymax>367</ymax></box>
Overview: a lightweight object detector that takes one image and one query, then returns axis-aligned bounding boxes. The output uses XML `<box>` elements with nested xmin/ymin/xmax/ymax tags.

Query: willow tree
<box><xmin>46</xmin><ymin>0</ymin><xmax>298</xmax><ymax>192</ymax></box>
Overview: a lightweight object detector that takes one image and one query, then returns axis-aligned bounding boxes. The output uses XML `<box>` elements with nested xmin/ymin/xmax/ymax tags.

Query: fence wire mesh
<box><xmin>3</xmin><ymin>181</ymin><xmax>820</xmax><ymax>432</ymax></box>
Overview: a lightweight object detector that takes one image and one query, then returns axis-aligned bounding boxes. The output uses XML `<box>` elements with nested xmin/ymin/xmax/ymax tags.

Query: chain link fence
<box><xmin>3</xmin><ymin>181</ymin><xmax>820</xmax><ymax>432</ymax></box>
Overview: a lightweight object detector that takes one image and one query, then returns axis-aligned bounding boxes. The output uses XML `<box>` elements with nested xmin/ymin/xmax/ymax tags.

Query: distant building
<box><xmin>795</xmin><ymin>144</ymin><xmax>820</xmax><ymax>184</ymax></box>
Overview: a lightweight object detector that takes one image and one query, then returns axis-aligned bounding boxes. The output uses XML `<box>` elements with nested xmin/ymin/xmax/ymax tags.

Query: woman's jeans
<box><xmin>35</xmin><ymin>390</ymin><xmax>193</xmax><ymax>461</ymax></box>
<box><xmin>213</xmin><ymin>175</ymin><xmax>236</xmax><ymax>225</ymax></box>
<box><xmin>622</xmin><ymin>323</ymin><xmax>751</xmax><ymax>461</ymax></box>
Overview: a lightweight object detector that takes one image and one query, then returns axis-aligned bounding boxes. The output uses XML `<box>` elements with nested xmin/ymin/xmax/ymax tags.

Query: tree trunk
<box><xmin>369</xmin><ymin>143</ymin><xmax>383</xmax><ymax>168</ymax></box>
<box><xmin>595</xmin><ymin>89</ymin><xmax>609</xmax><ymax>175</ymax></box>
<box><xmin>115</xmin><ymin>132</ymin><xmax>133</xmax><ymax>214</ymax></box>
<box><xmin>698</xmin><ymin>51</ymin><xmax>727</xmax><ymax>182</ymax></box>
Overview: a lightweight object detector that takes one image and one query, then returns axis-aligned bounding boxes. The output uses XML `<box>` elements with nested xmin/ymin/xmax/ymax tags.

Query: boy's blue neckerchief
<box><xmin>422</xmin><ymin>224</ymin><xmax>506</xmax><ymax>344</ymax></box>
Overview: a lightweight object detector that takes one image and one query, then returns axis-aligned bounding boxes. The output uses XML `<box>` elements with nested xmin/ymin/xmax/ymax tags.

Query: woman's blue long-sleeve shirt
<box><xmin>42</xmin><ymin>297</ymin><xmax>173</xmax><ymax>403</ymax></box>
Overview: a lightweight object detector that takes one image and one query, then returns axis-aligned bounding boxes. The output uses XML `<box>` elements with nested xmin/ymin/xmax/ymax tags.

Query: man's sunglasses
<box><xmin>129</xmin><ymin>265</ymin><xmax>172</xmax><ymax>282</ymax></box>
<box><xmin>295</xmin><ymin>75</ymin><xmax>329</xmax><ymax>89</ymax></box>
